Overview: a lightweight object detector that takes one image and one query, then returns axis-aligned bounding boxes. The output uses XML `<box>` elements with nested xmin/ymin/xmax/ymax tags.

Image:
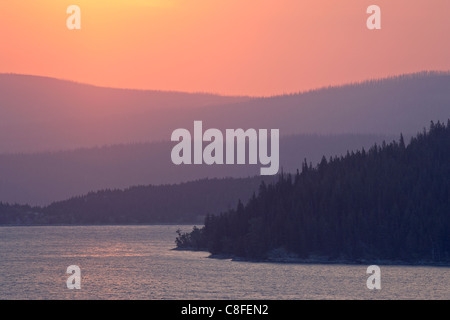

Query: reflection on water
<box><xmin>0</xmin><ymin>225</ymin><xmax>448</xmax><ymax>300</ymax></box>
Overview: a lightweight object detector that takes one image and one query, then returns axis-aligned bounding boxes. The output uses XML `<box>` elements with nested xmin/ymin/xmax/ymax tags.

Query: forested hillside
<box><xmin>177</xmin><ymin>121</ymin><xmax>450</xmax><ymax>264</ymax></box>
<box><xmin>0</xmin><ymin>176</ymin><xmax>275</xmax><ymax>224</ymax></box>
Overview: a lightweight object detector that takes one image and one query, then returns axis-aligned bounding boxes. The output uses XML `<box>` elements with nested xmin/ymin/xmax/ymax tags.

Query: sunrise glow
<box><xmin>1</xmin><ymin>0</ymin><xmax>450</xmax><ymax>95</ymax></box>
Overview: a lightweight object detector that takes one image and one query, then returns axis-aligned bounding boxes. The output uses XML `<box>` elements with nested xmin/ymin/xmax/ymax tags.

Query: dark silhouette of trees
<box><xmin>177</xmin><ymin>121</ymin><xmax>450</xmax><ymax>264</ymax></box>
<box><xmin>0</xmin><ymin>176</ymin><xmax>275</xmax><ymax>225</ymax></box>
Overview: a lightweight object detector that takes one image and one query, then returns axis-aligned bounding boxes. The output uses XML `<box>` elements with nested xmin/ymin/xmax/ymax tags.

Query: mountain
<box><xmin>196</xmin><ymin>71</ymin><xmax>450</xmax><ymax>137</ymax></box>
<box><xmin>177</xmin><ymin>121</ymin><xmax>450</xmax><ymax>264</ymax></box>
<box><xmin>0</xmin><ymin>176</ymin><xmax>276</xmax><ymax>225</ymax></box>
<box><xmin>2</xmin><ymin>71</ymin><xmax>448</xmax><ymax>205</ymax></box>
<box><xmin>0</xmin><ymin>133</ymin><xmax>396</xmax><ymax>205</ymax></box>
<box><xmin>0</xmin><ymin>71</ymin><xmax>449</xmax><ymax>153</ymax></box>
<box><xmin>0</xmin><ymin>74</ymin><xmax>252</xmax><ymax>153</ymax></box>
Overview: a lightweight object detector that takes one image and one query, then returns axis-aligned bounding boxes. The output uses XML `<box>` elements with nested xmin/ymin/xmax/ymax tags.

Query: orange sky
<box><xmin>0</xmin><ymin>0</ymin><xmax>449</xmax><ymax>96</ymax></box>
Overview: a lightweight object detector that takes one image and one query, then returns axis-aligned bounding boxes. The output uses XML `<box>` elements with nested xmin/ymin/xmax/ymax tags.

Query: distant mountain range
<box><xmin>0</xmin><ymin>71</ymin><xmax>449</xmax><ymax>205</ymax></box>
<box><xmin>0</xmin><ymin>133</ymin><xmax>395</xmax><ymax>205</ymax></box>
<box><xmin>0</xmin><ymin>73</ymin><xmax>251</xmax><ymax>153</ymax></box>
<box><xmin>1</xmin><ymin>71</ymin><xmax>449</xmax><ymax>153</ymax></box>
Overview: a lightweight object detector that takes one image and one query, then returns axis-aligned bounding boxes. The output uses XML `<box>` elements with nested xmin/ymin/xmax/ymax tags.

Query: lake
<box><xmin>0</xmin><ymin>225</ymin><xmax>448</xmax><ymax>300</ymax></box>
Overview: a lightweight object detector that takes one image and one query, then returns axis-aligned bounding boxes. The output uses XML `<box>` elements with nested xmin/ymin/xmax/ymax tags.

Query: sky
<box><xmin>1</xmin><ymin>0</ymin><xmax>449</xmax><ymax>96</ymax></box>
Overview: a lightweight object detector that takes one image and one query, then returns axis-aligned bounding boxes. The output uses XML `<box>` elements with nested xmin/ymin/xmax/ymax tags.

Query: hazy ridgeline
<box><xmin>0</xmin><ymin>133</ymin><xmax>396</xmax><ymax>205</ymax></box>
<box><xmin>0</xmin><ymin>73</ymin><xmax>252</xmax><ymax>153</ymax></box>
<box><xmin>0</xmin><ymin>71</ymin><xmax>449</xmax><ymax>153</ymax></box>
<box><xmin>0</xmin><ymin>71</ymin><xmax>449</xmax><ymax>228</ymax></box>
<box><xmin>1</xmin><ymin>71</ymin><xmax>449</xmax><ymax>205</ymax></box>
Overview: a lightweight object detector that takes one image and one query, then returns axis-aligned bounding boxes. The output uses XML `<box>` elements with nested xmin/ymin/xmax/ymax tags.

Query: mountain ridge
<box><xmin>1</xmin><ymin>71</ymin><xmax>449</xmax><ymax>153</ymax></box>
<box><xmin>0</xmin><ymin>133</ymin><xmax>397</xmax><ymax>205</ymax></box>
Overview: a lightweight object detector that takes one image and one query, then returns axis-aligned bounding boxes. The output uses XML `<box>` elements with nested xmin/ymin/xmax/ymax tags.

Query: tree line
<box><xmin>0</xmin><ymin>176</ymin><xmax>275</xmax><ymax>225</ymax></box>
<box><xmin>177</xmin><ymin>121</ymin><xmax>450</xmax><ymax>264</ymax></box>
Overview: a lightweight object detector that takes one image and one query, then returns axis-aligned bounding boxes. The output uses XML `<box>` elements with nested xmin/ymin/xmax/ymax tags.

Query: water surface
<box><xmin>0</xmin><ymin>225</ymin><xmax>448</xmax><ymax>300</ymax></box>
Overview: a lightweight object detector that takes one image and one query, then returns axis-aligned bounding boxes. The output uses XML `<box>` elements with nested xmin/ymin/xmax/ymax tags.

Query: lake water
<box><xmin>0</xmin><ymin>225</ymin><xmax>448</xmax><ymax>300</ymax></box>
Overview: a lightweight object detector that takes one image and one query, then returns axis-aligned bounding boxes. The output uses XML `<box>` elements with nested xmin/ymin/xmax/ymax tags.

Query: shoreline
<box><xmin>174</xmin><ymin>247</ymin><xmax>450</xmax><ymax>267</ymax></box>
<box><xmin>0</xmin><ymin>223</ymin><xmax>200</xmax><ymax>227</ymax></box>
